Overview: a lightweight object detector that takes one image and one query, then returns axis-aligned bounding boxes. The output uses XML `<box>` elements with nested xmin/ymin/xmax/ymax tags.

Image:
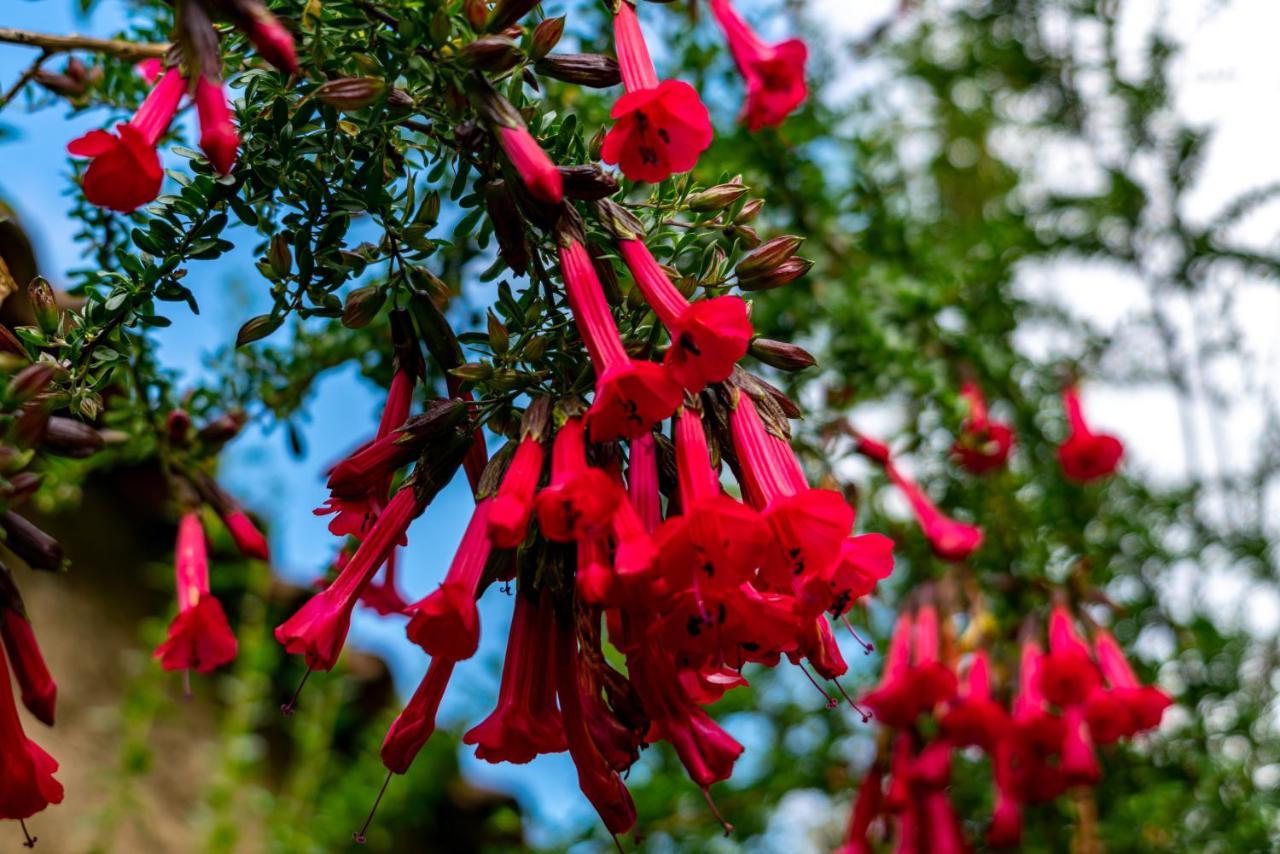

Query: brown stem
<box><xmin>0</xmin><ymin>51</ymin><xmax>49</xmax><ymax>112</ymax></box>
<box><xmin>0</xmin><ymin>27</ymin><xmax>169</xmax><ymax>61</ymax></box>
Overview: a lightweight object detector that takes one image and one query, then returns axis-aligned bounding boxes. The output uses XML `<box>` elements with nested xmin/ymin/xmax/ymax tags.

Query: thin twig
<box><xmin>0</xmin><ymin>27</ymin><xmax>169</xmax><ymax>61</ymax></box>
<box><xmin>0</xmin><ymin>50</ymin><xmax>48</xmax><ymax>113</ymax></box>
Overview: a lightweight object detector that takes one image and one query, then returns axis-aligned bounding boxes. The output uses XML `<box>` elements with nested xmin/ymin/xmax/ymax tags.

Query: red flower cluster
<box><xmin>708</xmin><ymin>0</ymin><xmax>809</xmax><ymax>130</ymax></box>
<box><xmin>602</xmin><ymin>0</ymin><xmax>713</xmax><ymax>183</ymax></box>
<box><xmin>842</xmin><ymin>602</ymin><xmax>1171</xmax><ymax>850</ymax></box>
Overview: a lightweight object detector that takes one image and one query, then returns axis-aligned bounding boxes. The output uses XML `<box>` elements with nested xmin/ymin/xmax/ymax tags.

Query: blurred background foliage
<box><xmin>3</xmin><ymin>0</ymin><xmax>1279</xmax><ymax>852</ymax></box>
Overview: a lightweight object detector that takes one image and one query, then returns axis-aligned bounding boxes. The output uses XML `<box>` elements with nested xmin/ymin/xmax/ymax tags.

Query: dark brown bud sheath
<box><xmin>390</xmin><ymin>309</ymin><xmax>426</xmax><ymax>380</ymax></box>
<box><xmin>687</xmin><ymin>181</ymin><xmax>749</xmax><ymax>213</ymax></box>
<box><xmin>736</xmin><ymin>198</ymin><xmax>765</xmax><ymax>223</ymax></box>
<box><xmin>342</xmin><ymin>285</ymin><xmax>387</xmax><ymax>329</ymax></box>
<box><xmin>486</xmin><ymin>0</ymin><xmax>542</xmax><ymax>33</ymax></box>
<box><xmin>0</xmin><ymin>325</ymin><xmax>25</xmax><ymax>357</ymax></box>
<box><xmin>559</xmin><ymin>165</ymin><xmax>619</xmax><ymax>201</ymax></box>
<box><xmin>42</xmin><ymin>416</ymin><xmax>105</xmax><ymax>459</ymax></box>
<box><xmin>460</xmin><ymin>36</ymin><xmax>521</xmax><ymax>72</ymax></box>
<box><xmin>534</xmin><ymin>54</ymin><xmax>622</xmax><ymax>88</ymax></box>
<box><xmin>530</xmin><ymin>16</ymin><xmax>565</xmax><ymax>60</ymax></box>
<box><xmin>268</xmin><ymin>233</ymin><xmax>292</xmax><ymax>277</ymax></box>
<box><xmin>735</xmin><ymin>235</ymin><xmax>804</xmax><ymax>279</ymax></box>
<box><xmin>5</xmin><ymin>364</ymin><xmax>53</xmax><ymax>404</ymax></box>
<box><xmin>167</xmin><ymin>409</ymin><xmax>192</xmax><ymax>446</ymax></box>
<box><xmin>27</xmin><ymin>278</ymin><xmax>59</xmax><ymax>337</ymax></box>
<box><xmin>386</xmin><ymin>87</ymin><xmax>415</xmax><ymax>109</ymax></box>
<box><xmin>315</xmin><ymin>77</ymin><xmax>387</xmax><ymax>113</ymax></box>
<box><xmin>2</xmin><ymin>473</ymin><xmax>43</xmax><ymax>505</ymax></box>
<box><xmin>197</xmin><ymin>410</ymin><xmax>248</xmax><ymax>446</ymax></box>
<box><xmin>484</xmin><ymin>180</ymin><xmax>531</xmax><ymax>276</ymax></box>
<box><xmin>749</xmin><ymin>338</ymin><xmax>817</xmax><ymax>372</ymax></box>
<box><xmin>0</xmin><ymin>511</ymin><xmax>65</xmax><ymax>572</ymax></box>
<box><xmin>738</xmin><ymin>256</ymin><xmax>814</xmax><ymax>292</ymax></box>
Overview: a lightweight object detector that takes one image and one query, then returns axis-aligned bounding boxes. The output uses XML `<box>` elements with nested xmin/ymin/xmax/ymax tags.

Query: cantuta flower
<box><xmin>223</xmin><ymin>509</ymin><xmax>269</xmax><ymax>561</ymax></box>
<box><xmin>381</xmin><ymin>656</ymin><xmax>456</xmax><ymax>774</ymax></box>
<box><xmin>67</xmin><ymin>66</ymin><xmax>185</xmax><ymax>212</ymax></box>
<box><xmin>194</xmin><ymin>75</ymin><xmax>238</xmax><ymax>175</ymax></box>
<box><xmin>951</xmin><ymin>381</ymin><xmax>1014</xmax><ymax>474</ymax></box>
<box><xmin>1060</xmin><ymin>704</ymin><xmax>1101</xmax><ymax>786</ymax></box>
<box><xmin>885</xmin><ymin>461</ymin><xmax>983</xmax><ymax>562</ymax></box>
<box><xmin>862</xmin><ymin>611</ymin><xmax>917</xmax><ymax>727</ymax></box>
<box><xmin>557</xmin><ymin>239</ymin><xmax>682</xmax><ymax>441</ymax></box>
<box><xmin>0</xmin><ymin>645</ymin><xmax>63</xmax><ymax>824</ymax></box>
<box><xmin>276</xmin><ymin>486</ymin><xmax>422</xmax><ymax>671</ymax></box>
<box><xmin>535</xmin><ymin>416</ymin><xmax>619</xmax><ymax>541</ymax></box>
<box><xmin>987</xmin><ymin>739</ymin><xmax>1024</xmax><ymax>848</ymax></box>
<box><xmin>1057</xmin><ymin>385</ymin><xmax>1123</xmax><ymax>481</ymax></box>
<box><xmin>154</xmin><ymin>513</ymin><xmax>238</xmax><ymax>674</ymax></box>
<box><xmin>469</xmin><ymin>75</ymin><xmax>562</xmax><ymax>203</ymax></box>
<box><xmin>462</xmin><ymin>589</ymin><xmax>566</xmax><ymax>763</ymax></box>
<box><xmin>1087</xmin><ymin>627</ymin><xmax>1171</xmax><ymax>741</ymax></box>
<box><xmin>939</xmin><ymin>649</ymin><xmax>1007</xmax><ymax>751</ymax></box>
<box><xmin>602</xmin><ymin>1</ymin><xmax>712</xmax><ymax>182</ymax></box>
<box><xmin>404</xmin><ymin>499</ymin><xmax>495</xmax><ymax>660</ymax></box>
<box><xmin>836</xmin><ymin>766</ymin><xmax>881</xmax><ymax>854</ymax></box>
<box><xmin>907</xmin><ymin>603</ymin><xmax>958</xmax><ymax>712</ymax></box>
<box><xmin>707</xmin><ymin>0</ymin><xmax>809</xmax><ymax>130</ymax></box>
<box><xmin>608</xmin><ymin>220</ymin><xmax>753</xmax><ymax>392</ymax></box>
<box><xmin>1038</xmin><ymin>604</ymin><xmax>1100</xmax><ymax>707</ymax></box>
<box><xmin>487</xmin><ymin>437</ymin><xmax>544</xmax><ymax>548</ymax></box>
<box><xmin>0</xmin><ymin>609</ymin><xmax>56</xmax><ymax>727</ymax></box>
<box><xmin>1011</xmin><ymin>639</ymin><xmax>1065</xmax><ymax>758</ymax></box>
<box><xmin>213</xmin><ymin>0</ymin><xmax>300</xmax><ymax>74</ymax></box>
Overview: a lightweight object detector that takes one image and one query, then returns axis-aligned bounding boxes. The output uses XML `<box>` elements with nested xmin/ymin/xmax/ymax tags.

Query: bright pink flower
<box><xmin>404</xmin><ymin>499</ymin><xmax>494</xmax><ymax>660</ymax></box>
<box><xmin>707</xmin><ymin>0</ymin><xmax>808</xmax><ymax>130</ymax></box>
<box><xmin>729</xmin><ymin>393</ymin><xmax>852</xmax><ymax>597</ymax></box>
<box><xmin>987</xmin><ymin>739</ymin><xmax>1023</xmax><ymax>848</ymax></box>
<box><xmin>0</xmin><ymin>646</ymin><xmax>63</xmax><ymax>823</ymax></box>
<box><xmin>940</xmin><ymin>649</ymin><xmax>1008</xmax><ymax>751</ymax></box>
<box><xmin>628</xmin><ymin>432</ymin><xmax>663</xmax><ymax>532</ymax></box>
<box><xmin>276</xmin><ymin>487</ymin><xmax>422</xmax><ymax>670</ymax></box>
<box><xmin>1038</xmin><ymin>605</ymin><xmax>1099</xmax><ymax>708</ymax></box>
<box><xmin>0</xmin><ymin>608</ymin><xmax>56</xmax><ymax>727</ymax></box>
<box><xmin>790</xmin><ymin>616</ymin><xmax>848</xmax><ymax>680</ymax></box>
<box><xmin>1011</xmin><ymin>640</ymin><xmax>1065</xmax><ymax>758</ymax></box>
<box><xmin>67</xmin><ymin>67</ymin><xmax>185</xmax><ymax>212</ymax></box>
<box><xmin>836</xmin><ymin>767</ymin><xmax>882</xmax><ymax>854</ymax></box>
<box><xmin>235</xmin><ymin>4</ymin><xmax>300</xmax><ymax>74</ymax></box>
<box><xmin>1057</xmin><ymin>385</ymin><xmax>1123</xmax><ymax>481</ymax></box>
<box><xmin>154</xmin><ymin>513</ymin><xmax>238</xmax><ymax>674</ymax></box>
<box><xmin>1087</xmin><ymin>628</ymin><xmax>1171</xmax><ymax>740</ymax></box>
<box><xmin>885</xmin><ymin>461</ymin><xmax>983</xmax><ymax>562</ymax></box>
<box><xmin>602</xmin><ymin>1</ymin><xmax>712</xmax><ymax>182</ymax></box>
<box><xmin>815</xmin><ymin>532</ymin><xmax>895</xmax><ymax>618</ymax></box>
<box><xmin>559</xmin><ymin>240</ymin><xmax>682</xmax><ymax>440</ymax></box>
<box><xmin>223</xmin><ymin>509</ymin><xmax>269</xmax><ymax>561</ymax></box>
<box><xmin>862</xmin><ymin>612</ymin><xmax>918</xmax><ymax>728</ymax></box>
<box><xmin>535</xmin><ymin>417</ymin><xmax>620</xmax><ymax>541</ymax></box>
<box><xmin>381</xmin><ymin>656</ymin><xmax>456</xmax><ymax>774</ymax></box>
<box><xmin>194</xmin><ymin>76</ymin><xmax>238</xmax><ymax>175</ymax></box>
<box><xmin>498</xmin><ymin>125</ymin><xmax>563</xmax><ymax>204</ymax></box>
<box><xmin>921</xmin><ymin>789</ymin><xmax>966</xmax><ymax>854</ymax></box>
<box><xmin>654</xmin><ymin>582</ymin><xmax>801</xmax><ymax>670</ymax></box>
<box><xmin>463</xmin><ymin>589</ymin><xmax>566</xmax><ymax>763</ymax></box>
<box><xmin>951</xmin><ymin>381</ymin><xmax>1014</xmax><ymax>474</ymax></box>
<box><xmin>906</xmin><ymin>603</ymin><xmax>958</xmax><ymax>712</ymax></box>
<box><xmin>618</xmin><ymin>239</ymin><xmax>752</xmax><ymax>392</ymax></box>
<box><xmin>1060</xmin><ymin>705</ymin><xmax>1101</xmax><ymax>786</ymax></box>
<box><xmin>488</xmin><ymin>436</ymin><xmax>546</xmax><ymax>548</ymax></box>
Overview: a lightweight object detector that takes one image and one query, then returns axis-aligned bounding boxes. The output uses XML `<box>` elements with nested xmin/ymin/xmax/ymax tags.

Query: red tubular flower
<box><xmin>655</xmin><ymin>582</ymin><xmax>800</xmax><ymax>670</ymax></box>
<box><xmin>535</xmin><ymin>417</ymin><xmax>620</xmax><ymax>541</ymax></box>
<box><xmin>707</xmin><ymin>0</ymin><xmax>808</xmax><ymax>130</ymax></box>
<box><xmin>602</xmin><ymin>1</ymin><xmax>712</xmax><ymax>182</ymax></box>
<box><xmin>155</xmin><ymin>513</ymin><xmax>238</xmax><ymax>674</ymax></box>
<box><xmin>653</xmin><ymin>407</ymin><xmax>767</xmax><ymax>593</ymax></box>
<box><xmin>194</xmin><ymin>76</ymin><xmax>238</xmax><ymax>175</ymax></box>
<box><xmin>909</xmin><ymin>738</ymin><xmax>952</xmax><ymax>790</ymax></box>
<box><xmin>907</xmin><ymin>604</ymin><xmax>958</xmax><ymax>712</ymax></box>
<box><xmin>617</xmin><ymin>239</ymin><xmax>752</xmax><ymax>392</ymax></box>
<box><xmin>554</xmin><ymin>617</ymin><xmax>637</xmax><ymax>836</ymax></box>
<box><xmin>234</xmin><ymin>2</ymin><xmax>300</xmax><ymax>74</ymax></box>
<box><xmin>0</xmin><ymin>646</ymin><xmax>63</xmax><ymax>822</ymax></box>
<box><xmin>67</xmin><ymin>66</ymin><xmax>185</xmax><ymax>212</ymax></box>
<box><xmin>817</xmin><ymin>533</ymin><xmax>895</xmax><ymax>618</ymax></box>
<box><xmin>836</xmin><ymin>767</ymin><xmax>882</xmax><ymax>854</ymax></box>
<box><xmin>1011</xmin><ymin>640</ymin><xmax>1064</xmax><ymax>758</ymax></box>
<box><xmin>404</xmin><ymin>499</ymin><xmax>495</xmax><ymax>660</ymax></box>
<box><xmin>862</xmin><ymin>612</ymin><xmax>917</xmax><ymax>728</ymax></box>
<box><xmin>987</xmin><ymin>738</ymin><xmax>1024</xmax><ymax>848</ymax></box>
<box><xmin>628</xmin><ymin>432</ymin><xmax>662</xmax><ymax>532</ymax></box>
<box><xmin>0</xmin><ymin>608</ymin><xmax>56</xmax><ymax>727</ymax></box>
<box><xmin>1060</xmin><ymin>705</ymin><xmax>1101</xmax><ymax>786</ymax></box>
<box><xmin>729</xmin><ymin>393</ymin><xmax>853</xmax><ymax>596</ymax></box>
<box><xmin>381</xmin><ymin>656</ymin><xmax>456</xmax><ymax>774</ymax></box>
<box><xmin>921</xmin><ymin>789</ymin><xmax>967</xmax><ymax>854</ymax></box>
<box><xmin>497</xmin><ymin>125</ymin><xmax>563</xmax><ymax>204</ymax></box>
<box><xmin>558</xmin><ymin>240</ymin><xmax>682</xmax><ymax>440</ymax></box>
<box><xmin>358</xmin><ymin>548</ymin><xmax>409</xmax><ymax>617</ymax></box>
<box><xmin>1087</xmin><ymin>628</ymin><xmax>1171</xmax><ymax>740</ymax></box>
<box><xmin>276</xmin><ymin>487</ymin><xmax>422</xmax><ymax>670</ymax></box>
<box><xmin>940</xmin><ymin>649</ymin><xmax>1008</xmax><ymax>751</ymax></box>
<box><xmin>1038</xmin><ymin>605</ymin><xmax>1099</xmax><ymax>707</ymax></box>
<box><xmin>463</xmin><ymin>589</ymin><xmax>566</xmax><ymax>763</ymax></box>
<box><xmin>223</xmin><ymin>509</ymin><xmax>269</xmax><ymax>561</ymax></box>
<box><xmin>790</xmin><ymin>616</ymin><xmax>848</xmax><ymax>681</ymax></box>
<box><xmin>488</xmin><ymin>437</ymin><xmax>545</xmax><ymax>549</ymax></box>
<box><xmin>951</xmin><ymin>381</ymin><xmax>1014</xmax><ymax>474</ymax></box>
<box><xmin>885</xmin><ymin>462</ymin><xmax>983</xmax><ymax>562</ymax></box>
<box><xmin>1057</xmin><ymin>385</ymin><xmax>1123</xmax><ymax>481</ymax></box>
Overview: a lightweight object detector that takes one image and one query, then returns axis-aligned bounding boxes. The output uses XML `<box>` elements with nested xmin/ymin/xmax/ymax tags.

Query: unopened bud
<box><xmin>486</xmin><ymin>0</ymin><xmax>542</xmax><ymax>33</ymax></box>
<box><xmin>460</xmin><ymin>36</ymin><xmax>521</xmax><ymax>72</ymax></box>
<box><xmin>735</xmin><ymin>235</ymin><xmax>804</xmax><ymax>278</ymax></box>
<box><xmin>487</xmin><ymin>310</ymin><xmax>509</xmax><ymax>355</ymax></box>
<box><xmin>530</xmin><ymin>16</ymin><xmax>565</xmax><ymax>60</ymax></box>
<box><xmin>534</xmin><ymin>54</ymin><xmax>622</xmax><ymax>88</ymax></box>
<box><xmin>268</xmin><ymin>233</ymin><xmax>292</xmax><ymax>277</ymax></box>
<box><xmin>451</xmin><ymin>362</ymin><xmax>493</xmax><ymax>383</ymax></box>
<box><xmin>0</xmin><ymin>511</ymin><xmax>64</xmax><ymax>572</ymax></box>
<box><xmin>42</xmin><ymin>416</ymin><xmax>105</xmax><ymax>458</ymax></box>
<box><xmin>167</xmin><ymin>409</ymin><xmax>192</xmax><ymax>446</ymax></box>
<box><xmin>0</xmin><ymin>326</ymin><xmax>24</xmax><ymax>356</ymax></box>
<box><xmin>725</xmin><ymin>224</ymin><xmax>761</xmax><ymax>248</ymax></box>
<box><xmin>736</xmin><ymin>198</ymin><xmax>765</xmax><ymax>223</ymax></box>
<box><xmin>749</xmin><ymin>338</ymin><xmax>817</xmax><ymax>372</ymax></box>
<box><xmin>27</xmin><ymin>278</ymin><xmax>59</xmax><ymax>336</ymax></box>
<box><xmin>588</xmin><ymin>126</ymin><xmax>607</xmax><ymax>161</ymax></box>
<box><xmin>342</xmin><ymin>285</ymin><xmax>386</xmax><ymax>329</ymax></box>
<box><xmin>522</xmin><ymin>335</ymin><xmax>548</xmax><ymax>362</ymax></box>
<box><xmin>464</xmin><ymin>0</ymin><xmax>488</xmax><ymax>29</ymax></box>
<box><xmin>738</xmin><ymin>256</ymin><xmax>813</xmax><ymax>291</ymax></box>
<box><xmin>3</xmin><ymin>472</ymin><xmax>42</xmax><ymax>504</ymax></box>
<box><xmin>386</xmin><ymin>87</ymin><xmax>415</xmax><ymax>109</ymax></box>
<box><xmin>6</xmin><ymin>364</ymin><xmax>52</xmax><ymax>404</ymax></box>
<box><xmin>558</xmin><ymin>165</ymin><xmax>618</xmax><ymax>201</ymax></box>
<box><xmin>484</xmin><ymin>180</ymin><xmax>530</xmax><ymax>276</ymax></box>
<box><xmin>315</xmin><ymin>77</ymin><xmax>387</xmax><ymax>113</ymax></box>
<box><xmin>686</xmin><ymin>182</ymin><xmax>748</xmax><ymax>213</ymax></box>
<box><xmin>197</xmin><ymin>411</ymin><xmax>247</xmax><ymax>446</ymax></box>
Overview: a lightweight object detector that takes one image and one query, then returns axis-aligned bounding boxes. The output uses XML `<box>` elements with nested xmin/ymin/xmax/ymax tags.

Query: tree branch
<box><xmin>0</xmin><ymin>27</ymin><xmax>169</xmax><ymax>61</ymax></box>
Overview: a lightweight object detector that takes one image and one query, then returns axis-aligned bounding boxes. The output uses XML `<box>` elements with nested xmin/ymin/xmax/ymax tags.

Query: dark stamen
<box><xmin>20</xmin><ymin>819</ymin><xmax>36</xmax><ymax>848</ymax></box>
<box><xmin>610</xmin><ymin>831</ymin><xmax>625</xmax><ymax>854</ymax></box>
<box><xmin>842</xmin><ymin>616</ymin><xmax>874</xmax><ymax>655</ymax></box>
<box><xmin>281</xmin><ymin>667</ymin><xmax>313</xmax><ymax>716</ymax></box>
<box><xmin>182</xmin><ymin>668</ymin><xmax>193</xmax><ymax>701</ymax></box>
<box><xmin>797</xmin><ymin>662</ymin><xmax>837</xmax><ymax>708</ymax></box>
<box><xmin>833</xmin><ymin>679</ymin><xmax>872</xmax><ymax>723</ymax></box>
<box><xmin>701</xmin><ymin>786</ymin><xmax>735</xmax><ymax>837</ymax></box>
<box><xmin>353</xmin><ymin>769</ymin><xmax>393</xmax><ymax>844</ymax></box>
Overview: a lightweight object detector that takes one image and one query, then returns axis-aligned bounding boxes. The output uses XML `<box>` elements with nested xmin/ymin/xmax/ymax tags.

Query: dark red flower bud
<box><xmin>534</xmin><ymin>54</ymin><xmax>623</xmax><ymax>88</ymax></box>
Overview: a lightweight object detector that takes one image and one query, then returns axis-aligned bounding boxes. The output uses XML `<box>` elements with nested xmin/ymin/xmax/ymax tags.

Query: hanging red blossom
<box><xmin>194</xmin><ymin>75</ymin><xmax>239</xmax><ymax>175</ymax></box>
<box><xmin>0</xmin><ymin>609</ymin><xmax>56</xmax><ymax>728</ymax></box>
<box><xmin>707</xmin><ymin>0</ymin><xmax>809</xmax><ymax>130</ymax></box>
<box><xmin>1057</xmin><ymin>385</ymin><xmax>1123</xmax><ymax>481</ymax></box>
<box><xmin>154</xmin><ymin>513</ymin><xmax>238</xmax><ymax>675</ymax></box>
<box><xmin>381</xmin><ymin>656</ymin><xmax>456</xmax><ymax>774</ymax></box>
<box><xmin>951</xmin><ymin>381</ymin><xmax>1014</xmax><ymax>474</ymax></box>
<box><xmin>1037</xmin><ymin>604</ymin><xmax>1100</xmax><ymax>708</ymax></box>
<box><xmin>404</xmin><ymin>499</ymin><xmax>495</xmax><ymax>660</ymax></box>
<box><xmin>0</xmin><ymin>644</ymin><xmax>63</xmax><ymax>827</ymax></box>
<box><xmin>885</xmin><ymin>461</ymin><xmax>984</xmax><ymax>562</ymax></box>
